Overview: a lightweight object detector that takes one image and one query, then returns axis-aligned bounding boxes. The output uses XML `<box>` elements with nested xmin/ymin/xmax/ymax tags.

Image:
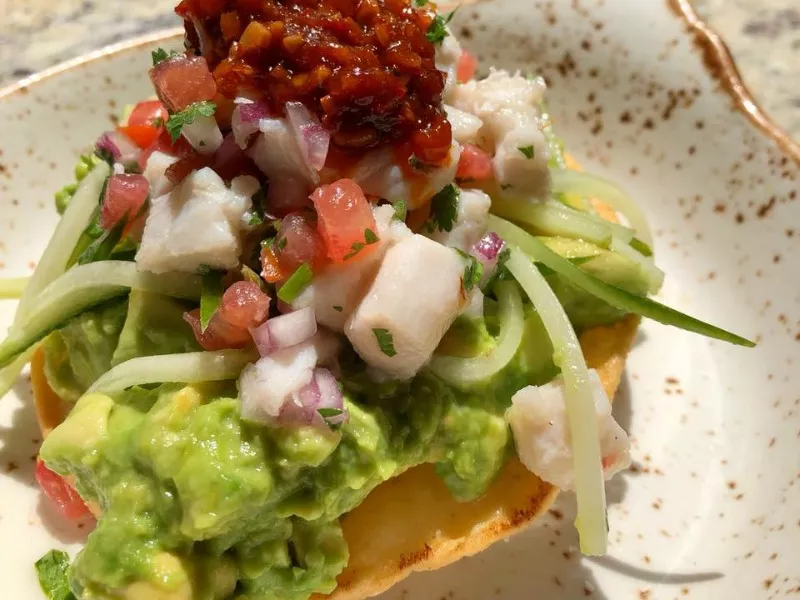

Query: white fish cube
<box><xmin>136</xmin><ymin>168</ymin><xmax>255</xmax><ymax>274</ymax></box>
<box><xmin>445</xmin><ymin>105</ymin><xmax>484</xmax><ymax>145</ymax></box>
<box><xmin>506</xmin><ymin>370</ymin><xmax>631</xmax><ymax>490</ymax></box>
<box><xmin>428</xmin><ymin>188</ymin><xmax>491</xmax><ymax>252</ymax></box>
<box><xmin>345</xmin><ymin>235</ymin><xmax>466</xmax><ymax>378</ymax></box>
<box><xmin>239</xmin><ymin>342</ymin><xmax>318</xmax><ymax>423</ymax></box>
<box><xmin>143</xmin><ymin>151</ymin><xmax>178</xmax><ymax>198</ymax></box>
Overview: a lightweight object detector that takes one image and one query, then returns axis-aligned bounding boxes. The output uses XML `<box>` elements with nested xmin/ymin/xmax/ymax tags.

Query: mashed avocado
<box><xmin>39</xmin><ymin>299</ymin><xmax>556</xmax><ymax>600</ymax></box>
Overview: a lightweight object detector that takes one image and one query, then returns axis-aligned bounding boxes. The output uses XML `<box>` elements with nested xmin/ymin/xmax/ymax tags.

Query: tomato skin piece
<box><xmin>35</xmin><ymin>459</ymin><xmax>91</xmax><ymax>520</ymax></box>
<box><xmin>118</xmin><ymin>125</ymin><xmax>161</xmax><ymax>150</ymax></box>
<box><xmin>276</xmin><ymin>213</ymin><xmax>327</xmax><ymax>273</ymax></box>
<box><xmin>261</xmin><ymin>244</ymin><xmax>286</xmax><ymax>283</ymax></box>
<box><xmin>456</xmin><ymin>50</ymin><xmax>478</xmax><ymax>84</ymax></box>
<box><xmin>183</xmin><ymin>309</ymin><xmax>251</xmax><ymax>350</ymax></box>
<box><xmin>311</xmin><ymin>179</ymin><xmax>378</xmax><ymax>263</ymax></box>
<box><xmin>128</xmin><ymin>100</ymin><xmax>168</xmax><ymax>128</ymax></box>
<box><xmin>456</xmin><ymin>143</ymin><xmax>494</xmax><ymax>182</ymax></box>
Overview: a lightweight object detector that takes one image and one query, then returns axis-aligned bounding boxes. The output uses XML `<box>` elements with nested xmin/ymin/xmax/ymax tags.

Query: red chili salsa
<box><xmin>176</xmin><ymin>0</ymin><xmax>453</xmax><ymax>166</ymax></box>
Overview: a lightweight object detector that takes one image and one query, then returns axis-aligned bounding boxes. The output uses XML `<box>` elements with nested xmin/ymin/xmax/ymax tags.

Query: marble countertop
<box><xmin>0</xmin><ymin>0</ymin><xmax>797</xmax><ymax>139</ymax></box>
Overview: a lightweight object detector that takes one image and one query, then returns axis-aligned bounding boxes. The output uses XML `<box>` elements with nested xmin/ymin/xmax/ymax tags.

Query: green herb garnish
<box><xmin>428</xmin><ymin>184</ymin><xmax>460</xmax><ymax>233</ymax></box>
<box><xmin>151</xmin><ymin>48</ymin><xmax>179</xmax><ymax>66</ymax></box>
<box><xmin>318</xmin><ymin>407</ymin><xmax>345</xmax><ymax>429</ymax></box>
<box><xmin>414</xmin><ymin>0</ymin><xmax>428</xmax><ymax>6</ymax></box>
<box><xmin>166</xmin><ymin>101</ymin><xmax>217</xmax><ymax>143</ymax></box>
<box><xmin>278</xmin><ymin>263</ymin><xmax>313</xmax><ymax>303</ymax></box>
<box><xmin>426</xmin><ymin>10</ymin><xmax>457</xmax><ymax>44</ymax></box>
<box><xmin>518</xmin><ymin>145</ymin><xmax>535</xmax><ymax>159</ymax></box>
<box><xmin>344</xmin><ymin>228</ymin><xmax>380</xmax><ymax>260</ymax></box>
<box><xmin>35</xmin><ymin>550</ymin><xmax>75</xmax><ymax>600</ymax></box>
<box><xmin>373</xmin><ymin>328</ymin><xmax>397</xmax><ymax>357</ymax></box>
<box><xmin>200</xmin><ymin>269</ymin><xmax>225</xmax><ymax>332</ymax></box>
<box><xmin>392</xmin><ymin>199</ymin><xmax>408</xmax><ymax>222</ymax></box>
<box><xmin>332</xmin><ymin>305</ymin><xmax>343</xmax><ymax>312</ymax></box>
<box><xmin>455</xmin><ymin>249</ymin><xmax>484</xmax><ymax>292</ymax></box>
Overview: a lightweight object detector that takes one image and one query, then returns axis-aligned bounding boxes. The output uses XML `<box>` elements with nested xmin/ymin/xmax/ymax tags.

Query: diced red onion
<box><xmin>232</xmin><ymin>99</ymin><xmax>271</xmax><ymax>149</ymax></box>
<box><xmin>249</xmin><ymin>321</ymin><xmax>274</xmax><ymax>356</ymax></box>
<box><xmin>96</xmin><ymin>131</ymin><xmax>140</xmax><ymax>166</ymax></box>
<box><xmin>181</xmin><ymin>115</ymin><xmax>223</xmax><ymax>155</ymax></box>
<box><xmin>280</xmin><ymin>368</ymin><xmax>347</xmax><ymax>427</ymax></box>
<box><xmin>473</xmin><ymin>232</ymin><xmax>504</xmax><ymax>261</ymax></box>
<box><xmin>265</xmin><ymin>307</ymin><xmax>317</xmax><ymax>352</ymax></box>
<box><xmin>472</xmin><ymin>232</ymin><xmax>505</xmax><ymax>285</ymax></box>
<box><xmin>191</xmin><ymin>17</ymin><xmax>213</xmax><ymax>61</ymax></box>
<box><xmin>212</xmin><ymin>133</ymin><xmax>259</xmax><ymax>181</ymax></box>
<box><xmin>285</xmin><ymin>102</ymin><xmax>330</xmax><ymax>172</ymax></box>
<box><xmin>100</xmin><ymin>173</ymin><xmax>149</xmax><ymax>230</ymax></box>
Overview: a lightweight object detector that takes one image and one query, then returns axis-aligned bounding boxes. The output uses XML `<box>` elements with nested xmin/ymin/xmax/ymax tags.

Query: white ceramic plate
<box><xmin>1</xmin><ymin>1</ymin><xmax>798</xmax><ymax>598</ymax></box>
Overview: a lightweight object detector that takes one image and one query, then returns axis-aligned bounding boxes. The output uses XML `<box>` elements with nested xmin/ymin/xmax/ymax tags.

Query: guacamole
<box><xmin>39</xmin><ymin>290</ymin><xmax>560</xmax><ymax>600</ymax></box>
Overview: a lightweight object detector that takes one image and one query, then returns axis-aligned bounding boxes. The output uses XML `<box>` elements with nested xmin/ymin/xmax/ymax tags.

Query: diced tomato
<box><xmin>184</xmin><ymin>309</ymin><xmax>251</xmax><ymax>351</ymax></box>
<box><xmin>100</xmin><ymin>174</ymin><xmax>150</xmax><ymax>230</ymax></box>
<box><xmin>166</xmin><ymin>151</ymin><xmax>213</xmax><ymax>185</ymax></box>
<box><xmin>261</xmin><ymin>244</ymin><xmax>286</xmax><ymax>283</ymax></box>
<box><xmin>35</xmin><ymin>459</ymin><xmax>90</xmax><ymax>520</ymax></box>
<box><xmin>128</xmin><ymin>100</ymin><xmax>168</xmax><ymax>128</ymax></box>
<box><xmin>276</xmin><ymin>213</ymin><xmax>327</xmax><ymax>272</ymax></box>
<box><xmin>150</xmin><ymin>55</ymin><xmax>217</xmax><ymax>113</ymax></box>
<box><xmin>311</xmin><ymin>179</ymin><xmax>378</xmax><ymax>263</ymax></box>
<box><xmin>217</xmin><ymin>281</ymin><xmax>270</xmax><ymax>329</ymax></box>
<box><xmin>118</xmin><ymin>124</ymin><xmax>161</xmax><ymax>150</ymax></box>
<box><xmin>456</xmin><ymin>144</ymin><xmax>494</xmax><ymax>182</ymax></box>
<box><xmin>267</xmin><ymin>178</ymin><xmax>312</xmax><ymax>217</ymax></box>
<box><xmin>456</xmin><ymin>50</ymin><xmax>478</xmax><ymax>84</ymax></box>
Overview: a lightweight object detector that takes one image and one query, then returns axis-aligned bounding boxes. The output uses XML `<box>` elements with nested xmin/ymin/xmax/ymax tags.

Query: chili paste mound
<box><xmin>177</xmin><ymin>0</ymin><xmax>453</xmax><ymax>165</ymax></box>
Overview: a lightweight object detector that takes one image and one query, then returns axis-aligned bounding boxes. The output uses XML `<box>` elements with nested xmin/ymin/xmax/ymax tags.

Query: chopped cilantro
<box><xmin>373</xmin><ymin>328</ymin><xmax>397</xmax><ymax>357</ymax></box>
<box><xmin>408</xmin><ymin>154</ymin><xmax>427</xmax><ymax>171</ymax></box>
<box><xmin>392</xmin><ymin>198</ymin><xmax>408</xmax><ymax>222</ymax></box>
<box><xmin>332</xmin><ymin>305</ymin><xmax>343</xmax><ymax>312</ymax></box>
<box><xmin>428</xmin><ymin>184</ymin><xmax>460</xmax><ymax>232</ymax></box>
<box><xmin>518</xmin><ymin>145</ymin><xmax>535</xmax><ymax>159</ymax></box>
<box><xmin>426</xmin><ymin>10</ymin><xmax>457</xmax><ymax>44</ymax></box>
<box><xmin>166</xmin><ymin>101</ymin><xmax>217</xmax><ymax>142</ymax></box>
<box><xmin>246</xmin><ymin>211</ymin><xmax>264</xmax><ymax>227</ymax></box>
<box><xmin>344</xmin><ymin>229</ymin><xmax>380</xmax><ymax>260</ymax></box>
<box><xmin>200</xmin><ymin>269</ymin><xmax>225</xmax><ymax>332</ymax></box>
<box><xmin>152</xmin><ymin>116</ymin><xmax>165</xmax><ymax>128</ymax></box>
<box><xmin>455</xmin><ymin>249</ymin><xmax>484</xmax><ymax>292</ymax></box>
<box><xmin>318</xmin><ymin>407</ymin><xmax>344</xmax><ymax>430</ymax></box>
<box><xmin>151</xmin><ymin>48</ymin><xmax>178</xmax><ymax>66</ymax></box>
<box><xmin>364</xmin><ymin>228</ymin><xmax>379</xmax><ymax>244</ymax></box>
<box><xmin>480</xmin><ymin>247</ymin><xmax>511</xmax><ymax>293</ymax></box>
<box><xmin>35</xmin><ymin>550</ymin><xmax>75</xmax><ymax>600</ymax></box>
<box><xmin>278</xmin><ymin>263</ymin><xmax>313</xmax><ymax>303</ymax></box>
<box><xmin>414</xmin><ymin>0</ymin><xmax>428</xmax><ymax>6</ymax></box>
<box><xmin>277</xmin><ymin>236</ymin><xmax>288</xmax><ymax>251</ymax></box>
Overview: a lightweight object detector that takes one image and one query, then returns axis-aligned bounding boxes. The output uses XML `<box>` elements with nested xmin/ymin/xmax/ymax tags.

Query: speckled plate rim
<box><xmin>0</xmin><ymin>2</ymin><xmax>798</xmax><ymax>167</ymax></box>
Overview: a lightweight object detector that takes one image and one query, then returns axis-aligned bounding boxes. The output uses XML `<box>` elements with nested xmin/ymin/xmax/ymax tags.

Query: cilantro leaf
<box><xmin>364</xmin><ymin>228</ymin><xmax>379</xmax><ymax>244</ymax></box>
<box><xmin>200</xmin><ymin>269</ymin><xmax>225</xmax><ymax>332</ymax></box>
<box><xmin>246</xmin><ymin>211</ymin><xmax>264</xmax><ymax>226</ymax></box>
<box><xmin>414</xmin><ymin>0</ymin><xmax>428</xmax><ymax>6</ymax></box>
<box><xmin>428</xmin><ymin>184</ymin><xmax>460</xmax><ymax>232</ymax></box>
<box><xmin>278</xmin><ymin>263</ymin><xmax>314</xmax><ymax>303</ymax></box>
<box><xmin>426</xmin><ymin>10</ymin><xmax>457</xmax><ymax>44</ymax></box>
<box><xmin>35</xmin><ymin>550</ymin><xmax>76</xmax><ymax>600</ymax></box>
<box><xmin>392</xmin><ymin>198</ymin><xmax>408</xmax><ymax>222</ymax></box>
<box><xmin>151</xmin><ymin>48</ymin><xmax>178</xmax><ymax>66</ymax></box>
<box><xmin>373</xmin><ymin>328</ymin><xmax>397</xmax><ymax>357</ymax></box>
<box><xmin>318</xmin><ymin>407</ymin><xmax>345</xmax><ymax>430</ymax></box>
<box><xmin>455</xmin><ymin>249</ymin><xmax>484</xmax><ymax>292</ymax></box>
<box><xmin>518</xmin><ymin>145</ymin><xmax>535</xmax><ymax>159</ymax></box>
<box><xmin>166</xmin><ymin>101</ymin><xmax>217</xmax><ymax>143</ymax></box>
<box><xmin>332</xmin><ymin>305</ymin><xmax>343</xmax><ymax>312</ymax></box>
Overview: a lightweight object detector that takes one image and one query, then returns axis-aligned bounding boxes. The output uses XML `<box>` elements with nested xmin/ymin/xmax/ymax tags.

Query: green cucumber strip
<box><xmin>489</xmin><ymin>216</ymin><xmax>755</xmax><ymax>347</ymax></box>
<box><xmin>0</xmin><ymin>261</ymin><xmax>201</xmax><ymax>369</ymax></box>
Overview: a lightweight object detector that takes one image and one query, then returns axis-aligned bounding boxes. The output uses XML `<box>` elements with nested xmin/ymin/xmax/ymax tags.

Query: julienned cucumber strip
<box><xmin>88</xmin><ymin>349</ymin><xmax>257</xmax><ymax>394</ymax></box>
<box><xmin>14</xmin><ymin>161</ymin><xmax>111</xmax><ymax>328</ymax></box>
<box><xmin>489</xmin><ymin>216</ymin><xmax>755</xmax><ymax>347</ymax></box>
<box><xmin>506</xmin><ymin>247</ymin><xmax>607</xmax><ymax>555</ymax></box>
<box><xmin>0</xmin><ymin>261</ymin><xmax>202</xmax><ymax>369</ymax></box>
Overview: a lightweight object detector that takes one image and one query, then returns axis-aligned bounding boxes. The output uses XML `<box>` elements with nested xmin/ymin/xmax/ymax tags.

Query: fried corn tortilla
<box><xmin>30</xmin><ymin>155</ymin><xmax>639</xmax><ymax>599</ymax></box>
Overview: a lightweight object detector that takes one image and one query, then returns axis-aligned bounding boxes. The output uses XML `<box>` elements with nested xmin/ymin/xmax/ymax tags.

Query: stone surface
<box><xmin>0</xmin><ymin>0</ymin><xmax>797</xmax><ymax>139</ymax></box>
